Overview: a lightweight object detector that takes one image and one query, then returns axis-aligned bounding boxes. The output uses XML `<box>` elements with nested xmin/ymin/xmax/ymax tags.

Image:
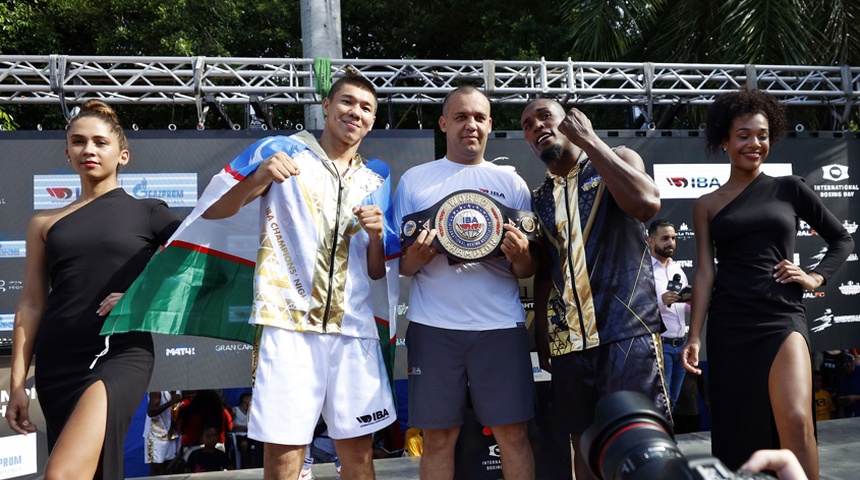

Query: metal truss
<box><xmin>1</xmin><ymin>55</ymin><xmax>858</xmax><ymax>127</ymax></box>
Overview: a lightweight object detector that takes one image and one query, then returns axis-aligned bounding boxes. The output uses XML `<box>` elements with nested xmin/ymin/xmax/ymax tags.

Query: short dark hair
<box><xmin>327</xmin><ymin>70</ymin><xmax>377</xmax><ymax>110</ymax></box>
<box><xmin>201</xmin><ymin>423</ymin><xmax>221</xmax><ymax>433</ymax></box>
<box><xmin>704</xmin><ymin>88</ymin><xmax>788</xmax><ymax>154</ymax></box>
<box><xmin>648</xmin><ymin>218</ymin><xmax>675</xmax><ymax>237</ymax></box>
<box><xmin>442</xmin><ymin>85</ymin><xmax>488</xmax><ymax>117</ymax></box>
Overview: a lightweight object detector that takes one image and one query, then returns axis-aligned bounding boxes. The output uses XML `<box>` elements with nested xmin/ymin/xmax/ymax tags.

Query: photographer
<box><xmin>742</xmin><ymin>449</ymin><xmax>808</xmax><ymax>480</ymax></box>
<box><xmin>583</xmin><ymin>391</ymin><xmax>808</xmax><ymax>480</ymax></box>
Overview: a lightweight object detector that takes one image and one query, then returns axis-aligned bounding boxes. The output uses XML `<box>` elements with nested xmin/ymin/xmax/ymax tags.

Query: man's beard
<box><xmin>539</xmin><ymin>143</ymin><xmax>564</xmax><ymax>165</ymax></box>
<box><xmin>654</xmin><ymin>245</ymin><xmax>674</xmax><ymax>259</ymax></box>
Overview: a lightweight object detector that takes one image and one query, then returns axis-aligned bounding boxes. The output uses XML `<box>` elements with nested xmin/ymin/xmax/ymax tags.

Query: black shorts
<box><xmin>552</xmin><ymin>333</ymin><xmax>669</xmax><ymax>436</ymax></box>
<box><xmin>406</xmin><ymin>322</ymin><xmax>535</xmax><ymax>429</ymax></box>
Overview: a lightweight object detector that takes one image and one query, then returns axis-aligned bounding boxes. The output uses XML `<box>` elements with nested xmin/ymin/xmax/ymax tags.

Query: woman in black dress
<box><xmin>682</xmin><ymin>89</ymin><xmax>853</xmax><ymax>480</ymax></box>
<box><xmin>5</xmin><ymin>100</ymin><xmax>180</xmax><ymax>479</ymax></box>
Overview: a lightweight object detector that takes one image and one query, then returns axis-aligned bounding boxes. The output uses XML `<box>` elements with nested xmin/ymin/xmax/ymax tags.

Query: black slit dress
<box><xmin>34</xmin><ymin>188</ymin><xmax>179</xmax><ymax>479</ymax></box>
<box><xmin>705</xmin><ymin>174</ymin><xmax>853</xmax><ymax>469</ymax></box>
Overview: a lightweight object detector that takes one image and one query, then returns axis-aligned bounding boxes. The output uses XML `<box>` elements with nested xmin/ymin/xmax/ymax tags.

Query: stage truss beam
<box><xmin>1</xmin><ymin>55</ymin><xmax>858</xmax><ymax>127</ymax></box>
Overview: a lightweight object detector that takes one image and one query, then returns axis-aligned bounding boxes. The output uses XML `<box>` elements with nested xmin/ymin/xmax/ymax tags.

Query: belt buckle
<box><xmin>434</xmin><ymin>191</ymin><xmax>505</xmax><ymax>263</ymax></box>
<box><xmin>401</xmin><ymin>189</ymin><xmax>537</xmax><ymax>264</ymax></box>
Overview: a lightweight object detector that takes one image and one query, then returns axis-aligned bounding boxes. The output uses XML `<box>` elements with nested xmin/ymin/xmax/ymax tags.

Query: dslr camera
<box><xmin>580</xmin><ymin>391</ymin><xmax>774</xmax><ymax>480</ymax></box>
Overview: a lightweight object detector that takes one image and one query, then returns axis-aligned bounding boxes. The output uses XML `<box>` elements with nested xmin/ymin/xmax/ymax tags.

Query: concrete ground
<box><xmin>137</xmin><ymin>416</ymin><xmax>859</xmax><ymax>480</ymax></box>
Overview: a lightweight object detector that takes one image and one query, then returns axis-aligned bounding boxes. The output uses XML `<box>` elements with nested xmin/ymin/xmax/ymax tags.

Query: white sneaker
<box><xmin>335</xmin><ymin>464</ymin><xmax>341</xmax><ymax>480</ymax></box>
<box><xmin>298</xmin><ymin>466</ymin><xmax>315</xmax><ymax>480</ymax></box>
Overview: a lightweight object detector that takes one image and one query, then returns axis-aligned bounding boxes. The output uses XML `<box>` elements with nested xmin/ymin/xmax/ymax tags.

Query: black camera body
<box><xmin>580</xmin><ymin>391</ymin><xmax>774</xmax><ymax>480</ymax></box>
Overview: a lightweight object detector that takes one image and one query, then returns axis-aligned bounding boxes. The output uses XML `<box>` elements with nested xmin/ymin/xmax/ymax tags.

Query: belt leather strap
<box><xmin>662</xmin><ymin>336</ymin><xmax>686</xmax><ymax>347</ymax></box>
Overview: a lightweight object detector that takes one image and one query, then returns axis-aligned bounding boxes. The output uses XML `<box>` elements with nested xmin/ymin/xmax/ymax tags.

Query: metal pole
<box><xmin>300</xmin><ymin>0</ymin><xmax>343</xmax><ymax>130</ymax></box>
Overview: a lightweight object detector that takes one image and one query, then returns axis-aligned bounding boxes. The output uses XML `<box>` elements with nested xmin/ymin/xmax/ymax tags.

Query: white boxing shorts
<box><xmin>248</xmin><ymin>326</ymin><xmax>396</xmax><ymax>445</ymax></box>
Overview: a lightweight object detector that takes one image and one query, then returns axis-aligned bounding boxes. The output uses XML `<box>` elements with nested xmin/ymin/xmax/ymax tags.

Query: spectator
<box><xmin>819</xmin><ymin>350</ymin><xmax>844</xmax><ymax>394</ymax></box>
<box><xmin>176</xmin><ymin>390</ymin><xmax>233</xmax><ymax>449</ymax></box>
<box><xmin>814</xmin><ymin>371</ymin><xmax>836</xmax><ymax>421</ymax></box>
<box><xmin>144</xmin><ymin>391</ymin><xmax>183</xmax><ymax>475</ymax></box>
<box><xmin>300</xmin><ymin>417</ymin><xmax>341</xmax><ymax>480</ymax></box>
<box><xmin>230</xmin><ymin>392</ymin><xmax>262</xmax><ymax>468</ymax></box>
<box><xmin>185</xmin><ymin>425</ymin><xmax>233</xmax><ymax>473</ymax></box>
<box><xmin>673</xmin><ymin>371</ymin><xmax>710</xmax><ymax>434</ymax></box>
<box><xmin>836</xmin><ymin>352</ymin><xmax>860</xmax><ymax>418</ymax></box>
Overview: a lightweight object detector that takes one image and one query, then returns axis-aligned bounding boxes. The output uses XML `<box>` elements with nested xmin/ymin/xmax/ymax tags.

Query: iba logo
<box><xmin>356</xmin><ymin>409</ymin><xmax>390</xmax><ymax>426</ymax></box>
<box><xmin>666</xmin><ymin>177</ymin><xmax>721</xmax><ymax>188</ymax></box>
<box><xmin>46</xmin><ymin>187</ymin><xmax>77</xmax><ymax>199</ymax></box>
<box><xmin>822</xmin><ymin>164</ymin><xmax>849</xmax><ymax>182</ymax></box>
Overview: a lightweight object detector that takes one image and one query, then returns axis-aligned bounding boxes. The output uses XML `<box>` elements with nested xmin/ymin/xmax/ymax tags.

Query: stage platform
<box><xmin>140</xmin><ymin>417</ymin><xmax>859</xmax><ymax>480</ymax></box>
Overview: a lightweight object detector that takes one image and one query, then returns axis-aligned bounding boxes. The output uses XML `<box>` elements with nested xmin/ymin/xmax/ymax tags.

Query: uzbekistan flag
<box><xmin>101</xmin><ymin>132</ymin><xmax>401</xmax><ymax>376</ymax></box>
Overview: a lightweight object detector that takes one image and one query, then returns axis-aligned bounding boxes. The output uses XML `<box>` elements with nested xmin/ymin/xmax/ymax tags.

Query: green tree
<box><xmin>1</xmin><ymin>0</ymin><xmax>857</xmax><ymax>130</ymax></box>
<box><xmin>0</xmin><ymin>0</ymin><xmax>304</xmax><ymax>129</ymax></box>
<box><xmin>560</xmin><ymin>0</ymin><xmax>859</xmax><ymax>128</ymax></box>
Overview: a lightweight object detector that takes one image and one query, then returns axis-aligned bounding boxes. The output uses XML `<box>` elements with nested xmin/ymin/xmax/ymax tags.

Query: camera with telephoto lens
<box><xmin>580</xmin><ymin>391</ymin><xmax>774</xmax><ymax>480</ymax></box>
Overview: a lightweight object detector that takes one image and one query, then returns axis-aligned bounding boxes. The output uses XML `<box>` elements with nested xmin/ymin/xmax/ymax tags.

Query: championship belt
<box><xmin>400</xmin><ymin>189</ymin><xmax>539</xmax><ymax>264</ymax></box>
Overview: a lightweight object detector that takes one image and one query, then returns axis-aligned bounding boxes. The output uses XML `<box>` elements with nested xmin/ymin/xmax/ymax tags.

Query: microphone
<box><xmin>667</xmin><ymin>274</ymin><xmax>682</xmax><ymax>292</ymax></box>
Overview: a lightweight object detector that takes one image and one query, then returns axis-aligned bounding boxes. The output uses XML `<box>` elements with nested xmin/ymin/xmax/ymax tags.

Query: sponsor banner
<box><xmin>148</xmin><ymin>335</ymin><xmax>255</xmax><ymax>391</ymax></box>
<box><xmin>0</xmin><ymin>242</ymin><xmax>25</xmax><ymax>259</ymax></box>
<box><xmin>810</xmin><ymin>308</ymin><xmax>860</xmax><ymax>333</ymax></box>
<box><xmin>839</xmin><ymin>281</ymin><xmax>860</xmax><ymax>296</ymax></box>
<box><xmin>33</xmin><ymin>173</ymin><xmax>198</xmax><ymax>209</ymax></box>
<box><xmin>805</xmin><ymin>163</ymin><xmax>857</xmax><ymax>198</ymax></box>
<box><xmin>0</xmin><ymin>280</ymin><xmax>23</xmax><ymax>296</ymax></box>
<box><xmin>0</xmin><ymin>315</ymin><xmax>13</xmax><ymax>332</ymax></box>
<box><xmin>654</xmin><ymin>163</ymin><xmax>793</xmax><ymax>199</ymax></box>
<box><xmin>820</xmin><ymin>164</ymin><xmax>850</xmax><ymax>182</ymax></box>
<box><xmin>0</xmin><ymin>434</ymin><xmax>37</xmax><ymax>479</ymax></box>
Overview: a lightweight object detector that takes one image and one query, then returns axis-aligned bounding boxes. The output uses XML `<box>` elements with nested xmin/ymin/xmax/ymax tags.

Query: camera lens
<box><xmin>581</xmin><ymin>391</ymin><xmax>684</xmax><ymax>480</ymax></box>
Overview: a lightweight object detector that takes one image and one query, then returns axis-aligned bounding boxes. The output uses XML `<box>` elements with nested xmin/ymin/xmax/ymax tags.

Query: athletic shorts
<box><xmin>406</xmin><ymin>322</ymin><xmax>535</xmax><ymax>429</ymax></box>
<box><xmin>248</xmin><ymin>327</ymin><xmax>396</xmax><ymax>445</ymax></box>
<box><xmin>144</xmin><ymin>436</ymin><xmax>179</xmax><ymax>464</ymax></box>
<box><xmin>552</xmin><ymin>333</ymin><xmax>670</xmax><ymax>436</ymax></box>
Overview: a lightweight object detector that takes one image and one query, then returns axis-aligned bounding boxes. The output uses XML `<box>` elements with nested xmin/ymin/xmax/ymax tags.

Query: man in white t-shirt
<box><xmin>394</xmin><ymin>86</ymin><xmax>537</xmax><ymax>480</ymax></box>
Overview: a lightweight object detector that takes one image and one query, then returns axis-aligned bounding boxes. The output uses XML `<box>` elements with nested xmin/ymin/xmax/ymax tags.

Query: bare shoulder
<box><xmin>611</xmin><ymin>144</ymin><xmax>646</xmax><ymax>170</ymax></box>
<box><xmin>692</xmin><ymin>191</ymin><xmax>720</xmax><ymax>218</ymax></box>
<box><xmin>613</xmin><ymin>144</ymin><xmax>641</xmax><ymax>160</ymax></box>
<box><xmin>29</xmin><ymin>204</ymin><xmax>78</xmax><ymax>240</ymax></box>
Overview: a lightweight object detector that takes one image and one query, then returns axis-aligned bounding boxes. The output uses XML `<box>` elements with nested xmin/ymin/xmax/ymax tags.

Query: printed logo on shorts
<box><xmin>407</xmin><ymin>366</ymin><xmax>421</xmax><ymax>376</ymax></box>
<box><xmin>356</xmin><ymin>409</ymin><xmax>390</xmax><ymax>427</ymax></box>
